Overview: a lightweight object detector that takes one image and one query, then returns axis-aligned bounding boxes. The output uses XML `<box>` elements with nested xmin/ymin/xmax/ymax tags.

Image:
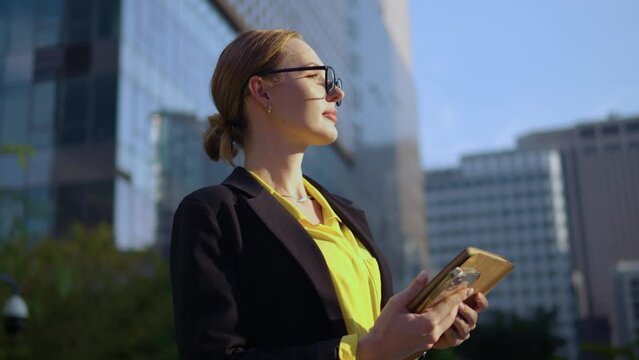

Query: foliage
<box><xmin>453</xmin><ymin>307</ymin><xmax>565</xmax><ymax>360</ymax></box>
<box><xmin>0</xmin><ymin>144</ymin><xmax>34</xmax><ymax>170</ymax></box>
<box><xmin>582</xmin><ymin>338</ymin><xmax>639</xmax><ymax>360</ymax></box>
<box><xmin>0</xmin><ymin>223</ymin><xmax>178</xmax><ymax>360</ymax></box>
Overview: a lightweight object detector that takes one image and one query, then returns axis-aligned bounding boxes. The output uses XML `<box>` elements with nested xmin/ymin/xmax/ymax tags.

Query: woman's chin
<box><xmin>317</xmin><ymin>129</ymin><xmax>339</xmax><ymax>145</ymax></box>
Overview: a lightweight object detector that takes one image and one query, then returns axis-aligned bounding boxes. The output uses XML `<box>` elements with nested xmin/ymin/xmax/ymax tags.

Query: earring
<box><xmin>266</xmin><ymin>104</ymin><xmax>272</xmax><ymax>114</ymax></box>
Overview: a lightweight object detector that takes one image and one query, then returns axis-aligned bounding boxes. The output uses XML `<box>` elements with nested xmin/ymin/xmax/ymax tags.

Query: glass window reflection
<box><xmin>64</xmin><ymin>0</ymin><xmax>92</xmax><ymax>44</ymax></box>
<box><xmin>33</xmin><ymin>81</ymin><xmax>55</xmax><ymax>125</ymax></box>
<box><xmin>92</xmin><ymin>74</ymin><xmax>116</xmax><ymax>142</ymax></box>
<box><xmin>1</xmin><ymin>84</ymin><xmax>30</xmax><ymax>144</ymax></box>
<box><xmin>7</xmin><ymin>0</ymin><xmax>34</xmax><ymax>51</ymax></box>
<box><xmin>35</xmin><ymin>0</ymin><xmax>64</xmax><ymax>47</ymax></box>
<box><xmin>63</xmin><ymin>76</ymin><xmax>89</xmax><ymax>126</ymax></box>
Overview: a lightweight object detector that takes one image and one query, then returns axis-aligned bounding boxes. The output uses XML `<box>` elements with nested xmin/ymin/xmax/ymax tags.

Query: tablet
<box><xmin>408</xmin><ymin>247</ymin><xmax>514</xmax><ymax>313</ymax></box>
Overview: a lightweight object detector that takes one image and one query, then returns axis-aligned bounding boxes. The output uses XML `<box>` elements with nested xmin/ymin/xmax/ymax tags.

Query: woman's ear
<box><xmin>246</xmin><ymin>75</ymin><xmax>271</xmax><ymax>108</ymax></box>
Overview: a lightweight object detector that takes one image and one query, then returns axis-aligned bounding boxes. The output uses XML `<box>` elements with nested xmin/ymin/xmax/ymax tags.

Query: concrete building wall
<box><xmin>425</xmin><ymin>150</ymin><xmax>578</xmax><ymax>359</ymax></box>
<box><xmin>518</xmin><ymin>115</ymin><xmax>639</xmax><ymax>345</ymax></box>
<box><xmin>613</xmin><ymin>260</ymin><xmax>639</xmax><ymax>349</ymax></box>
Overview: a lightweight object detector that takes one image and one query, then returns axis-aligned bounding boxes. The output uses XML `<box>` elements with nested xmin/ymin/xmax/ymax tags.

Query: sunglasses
<box><xmin>254</xmin><ymin>65</ymin><xmax>343</xmax><ymax>106</ymax></box>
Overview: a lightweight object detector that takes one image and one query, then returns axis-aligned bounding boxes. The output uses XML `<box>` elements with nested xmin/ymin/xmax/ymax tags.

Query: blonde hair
<box><xmin>204</xmin><ymin>29</ymin><xmax>302</xmax><ymax>164</ymax></box>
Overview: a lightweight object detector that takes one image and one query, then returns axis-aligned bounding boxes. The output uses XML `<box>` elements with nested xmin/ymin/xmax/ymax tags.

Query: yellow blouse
<box><xmin>247</xmin><ymin>171</ymin><xmax>382</xmax><ymax>359</ymax></box>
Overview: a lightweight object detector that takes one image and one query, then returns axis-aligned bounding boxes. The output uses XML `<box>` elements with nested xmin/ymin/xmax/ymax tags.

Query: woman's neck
<box><xmin>243</xmin><ymin>146</ymin><xmax>307</xmax><ymax>198</ymax></box>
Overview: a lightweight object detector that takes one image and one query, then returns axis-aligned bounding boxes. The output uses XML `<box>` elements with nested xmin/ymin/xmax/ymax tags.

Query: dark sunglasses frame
<box><xmin>254</xmin><ymin>65</ymin><xmax>343</xmax><ymax>106</ymax></box>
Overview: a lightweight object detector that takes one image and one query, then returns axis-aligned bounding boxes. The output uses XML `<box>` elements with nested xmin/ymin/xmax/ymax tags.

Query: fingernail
<box><xmin>417</xmin><ymin>270</ymin><xmax>428</xmax><ymax>283</ymax></box>
<box><xmin>467</xmin><ymin>288</ymin><xmax>475</xmax><ymax>296</ymax></box>
<box><xmin>459</xmin><ymin>302</ymin><xmax>466</xmax><ymax>310</ymax></box>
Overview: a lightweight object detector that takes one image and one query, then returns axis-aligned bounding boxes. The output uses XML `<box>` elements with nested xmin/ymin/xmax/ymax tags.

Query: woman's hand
<box><xmin>357</xmin><ymin>271</ymin><xmax>475</xmax><ymax>360</ymax></box>
<box><xmin>432</xmin><ymin>291</ymin><xmax>489</xmax><ymax>348</ymax></box>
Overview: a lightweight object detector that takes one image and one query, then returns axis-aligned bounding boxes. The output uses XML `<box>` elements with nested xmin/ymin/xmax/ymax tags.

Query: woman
<box><xmin>170</xmin><ymin>29</ymin><xmax>488</xmax><ymax>360</ymax></box>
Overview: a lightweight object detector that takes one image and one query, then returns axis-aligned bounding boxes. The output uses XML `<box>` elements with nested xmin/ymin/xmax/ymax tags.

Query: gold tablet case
<box><xmin>408</xmin><ymin>247</ymin><xmax>514</xmax><ymax>313</ymax></box>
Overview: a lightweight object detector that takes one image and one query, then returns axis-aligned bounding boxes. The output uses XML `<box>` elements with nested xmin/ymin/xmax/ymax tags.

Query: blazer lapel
<box><xmin>304</xmin><ymin>176</ymin><xmax>395</xmax><ymax>306</ymax></box>
<box><xmin>222</xmin><ymin>167</ymin><xmax>347</xmax><ymax>336</ymax></box>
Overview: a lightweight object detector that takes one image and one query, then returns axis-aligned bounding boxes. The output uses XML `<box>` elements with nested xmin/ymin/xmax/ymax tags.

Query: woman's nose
<box><xmin>327</xmin><ymin>86</ymin><xmax>345</xmax><ymax>105</ymax></box>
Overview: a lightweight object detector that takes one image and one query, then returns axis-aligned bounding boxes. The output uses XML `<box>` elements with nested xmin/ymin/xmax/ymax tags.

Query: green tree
<box><xmin>0</xmin><ymin>224</ymin><xmax>177</xmax><ymax>360</ymax></box>
<box><xmin>453</xmin><ymin>308</ymin><xmax>565</xmax><ymax>360</ymax></box>
<box><xmin>582</xmin><ymin>338</ymin><xmax>639</xmax><ymax>360</ymax></box>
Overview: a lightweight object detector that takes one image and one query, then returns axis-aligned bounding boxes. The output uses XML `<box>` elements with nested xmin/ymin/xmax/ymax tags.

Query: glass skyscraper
<box><xmin>0</xmin><ymin>0</ymin><xmax>236</xmax><ymax>248</ymax></box>
<box><xmin>1</xmin><ymin>0</ymin><xmax>124</xmax><ymax>240</ymax></box>
<box><xmin>114</xmin><ymin>0</ymin><xmax>235</xmax><ymax>248</ymax></box>
<box><xmin>1</xmin><ymin>0</ymin><xmax>427</xmax><ymax>288</ymax></box>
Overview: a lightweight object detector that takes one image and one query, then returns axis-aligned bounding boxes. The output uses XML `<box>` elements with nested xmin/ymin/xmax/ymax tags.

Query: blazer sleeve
<box><xmin>170</xmin><ymin>196</ymin><xmax>343</xmax><ymax>360</ymax></box>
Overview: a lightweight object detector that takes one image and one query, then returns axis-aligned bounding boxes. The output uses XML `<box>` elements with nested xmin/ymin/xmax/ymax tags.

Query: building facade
<box><xmin>1</xmin><ymin>0</ymin><xmax>124</xmax><ymax>240</ymax></box>
<box><xmin>613</xmin><ymin>260</ymin><xmax>639</xmax><ymax>351</ymax></box>
<box><xmin>518</xmin><ymin>115</ymin><xmax>639</xmax><ymax>347</ymax></box>
<box><xmin>425</xmin><ymin>150</ymin><xmax>578</xmax><ymax>359</ymax></box>
<box><xmin>0</xmin><ymin>0</ymin><xmax>428</xmax><ymax>287</ymax></box>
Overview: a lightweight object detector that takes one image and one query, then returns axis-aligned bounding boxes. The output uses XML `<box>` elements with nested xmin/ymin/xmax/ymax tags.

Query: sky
<box><xmin>409</xmin><ymin>0</ymin><xmax>639</xmax><ymax>170</ymax></box>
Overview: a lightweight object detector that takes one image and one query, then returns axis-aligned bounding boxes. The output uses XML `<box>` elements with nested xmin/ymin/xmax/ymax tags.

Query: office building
<box><xmin>425</xmin><ymin>150</ymin><xmax>578</xmax><ymax>359</ymax></box>
<box><xmin>613</xmin><ymin>260</ymin><xmax>639</xmax><ymax>351</ymax></box>
<box><xmin>149</xmin><ymin>111</ymin><xmax>230</xmax><ymax>256</ymax></box>
<box><xmin>0</xmin><ymin>0</ymin><xmax>427</xmax><ymax>287</ymax></box>
<box><xmin>518</xmin><ymin>115</ymin><xmax>639</xmax><ymax>346</ymax></box>
<box><xmin>0</xmin><ymin>0</ymin><xmax>236</xmax><ymax>248</ymax></box>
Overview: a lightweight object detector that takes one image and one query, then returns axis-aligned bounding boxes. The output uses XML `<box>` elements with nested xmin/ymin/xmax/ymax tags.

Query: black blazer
<box><xmin>170</xmin><ymin>167</ymin><xmax>394</xmax><ymax>360</ymax></box>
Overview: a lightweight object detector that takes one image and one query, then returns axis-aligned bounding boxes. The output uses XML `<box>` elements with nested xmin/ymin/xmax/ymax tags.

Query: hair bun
<box><xmin>203</xmin><ymin>113</ymin><xmax>236</xmax><ymax>162</ymax></box>
<box><xmin>208</xmin><ymin>113</ymin><xmax>226</xmax><ymax>128</ymax></box>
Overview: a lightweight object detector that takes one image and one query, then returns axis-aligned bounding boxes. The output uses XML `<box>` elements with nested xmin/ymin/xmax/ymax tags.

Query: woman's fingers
<box><xmin>425</xmin><ymin>287</ymin><xmax>474</xmax><ymax>330</ymax></box>
<box><xmin>436</xmin><ymin>288</ymin><xmax>473</xmax><ymax>315</ymax></box>
<box><xmin>474</xmin><ymin>292</ymin><xmax>490</xmax><ymax>311</ymax></box>
<box><xmin>453</xmin><ymin>313</ymin><xmax>472</xmax><ymax>336</ymax></box>
<box><xmin>395</xmin><ymin>270</ymin><xmax>430</xmax><ymax>306</ymax></box>
<box><xmin>444</xmin><ymin>325</ymin><xmax>469</xmax><ymax>347</ymax></box>
<box><xmin>465</xmin><ymin>292</ymin><xmax>490</xmax><ymax>312</ymax></box>
<box><xmin>456</xmin><ymin>302</ymin><xmax>478</xmax><ymax>330</ymax></box>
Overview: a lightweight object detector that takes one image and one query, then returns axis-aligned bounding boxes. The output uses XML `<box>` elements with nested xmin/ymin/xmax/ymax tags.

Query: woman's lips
<box><xmin>323</xmin><ymin>111</ymin><xmax>337</xmax><ymax>123</ymax></box>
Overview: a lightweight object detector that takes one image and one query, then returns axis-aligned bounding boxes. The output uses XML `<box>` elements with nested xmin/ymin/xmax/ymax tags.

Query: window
<box><xmin>64</xmin><ymin>0</ymin><xmax>93</xmax><ymax>43</ymax></box>
<box><xmin>34</xmin><ymin>46</ymin><xmax>64</xmax><ymax>80</ymax></box>
<box><xmin>35</xmin><ymin>0</ymin><xmax>64</xmax><ymax>47</ymax></box>
<box><xmin>31</xmin><ymin>81</ymin><xmax>56</xmax><ymax>147</ymax></box>
<box><xmin>579</xmin><ymin>127</ymin><xmax>595</xmax><ymax>139</ymax></box>
<box><xmin>604</xmin><ymin>143</ymin><xmax>622</xmax><ymax>153</ymax></box>
<box><xmin>0</xmin><ymin>2</ymin><xmax>8</xmax><ymax>54</ymax></box>
<box><xmin>1</xmin><ymin>84</ymin><xmax>30</xmax><ymax>144</ymax></box>
<box><xmin>63</xmin><ymin>76</ymin><xmax>89</xmax><ymax>125</ymax></box>
<box><xmin>96</xmin><ymin>0</ymin><xmax>120</xmax><ymax>39</ymax></box>
<box><xmin>64</xmin><ymin>43</ymin><xmax>91</xmax><ymax>76</ymax></box>
<box><xmin>32</xmin><ymin>81</ymin><xmax>56</xmax><ymax>125</ymax></box>
<box><xmin>7</xmin><ymin>0</ymin><xmax>34</xmax><ymax>51</ymax></box>
<box><xmin>3</xmin><ymin>52</ymin><xmax>33</xmax><ymax>84</ymax></box>
<box><xmin>626</xmin><ymin>121</ymin><xmax>639</xmax><ymax>133</ymax></box>
<box><xmin>91</xmin><ymin>74</ymin><xmax>117</xmax><ymax>141</ymax></box>
<box><xmin>57</xmin><ymin>76</ymin><xmax>89</xmax><ymax>145</ymax></box>
<box><xmin>601</xmin><ymin>124</ymin><xmax>620</xmax><ymax>136</ymax></box>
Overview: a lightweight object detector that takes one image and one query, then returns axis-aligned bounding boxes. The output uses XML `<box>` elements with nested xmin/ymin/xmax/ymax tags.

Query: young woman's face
<box><xmin>265</xmin><ymin>38</ymin><xmax>345</xmax><ymax>147</ymax></box>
